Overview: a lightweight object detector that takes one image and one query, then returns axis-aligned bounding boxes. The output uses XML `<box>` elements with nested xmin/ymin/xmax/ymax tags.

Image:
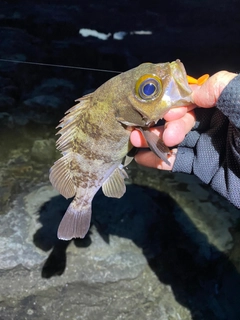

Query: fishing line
<box><xmin>0</xmin><ymin>58</ymin><xmax>121</xmax><ymax>74</ymax></box>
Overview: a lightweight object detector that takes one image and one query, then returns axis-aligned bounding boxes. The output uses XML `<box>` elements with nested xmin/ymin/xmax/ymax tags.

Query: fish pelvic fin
<box><xmin>57</xmin><ymin>200</ymin><xmax>92</xmax><ymax>240</ymax></box>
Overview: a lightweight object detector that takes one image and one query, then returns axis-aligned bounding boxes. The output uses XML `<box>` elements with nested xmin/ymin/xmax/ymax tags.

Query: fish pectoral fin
<box><xmin>102</xmin><ymin>166</ymin><xmax>128</xmax><ymax>198</ymax></box>
<box><xmin>57</xmin><ymin>201</ymin><xmax>92</xmax><ymax>240</ymax></box>
<box><xmin>49</xmin><ymin>153</ymin><xmax>76</xmax><ymax>199</ymax></box>
<box><xmin>138</xmin><ymin>128</ymin><xmax>171</xmax><ymax>166</ymax></box>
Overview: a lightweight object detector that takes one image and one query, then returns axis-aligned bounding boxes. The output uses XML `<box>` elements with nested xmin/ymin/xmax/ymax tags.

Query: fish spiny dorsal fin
<box><xmin>56</xmin><ymin>94</ymin><xmax>93</xmax><ymax>154</ymax></box>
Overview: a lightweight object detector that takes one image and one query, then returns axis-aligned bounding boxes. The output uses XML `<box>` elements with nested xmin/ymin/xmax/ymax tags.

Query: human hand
<box><xmin>130</xmin><ymin>71</ymin><xmax>237</xmax><ymax>170</ymax></box>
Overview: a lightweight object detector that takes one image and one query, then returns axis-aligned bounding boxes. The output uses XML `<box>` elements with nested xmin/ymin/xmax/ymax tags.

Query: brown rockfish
<box><xmin>49</xmin><ymin>59</ymin><xmax>208</xmax><ymax>240</ymax></box>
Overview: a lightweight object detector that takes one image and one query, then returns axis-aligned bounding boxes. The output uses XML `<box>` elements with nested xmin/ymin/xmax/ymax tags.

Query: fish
<box><xmin>49</xmin><ymin>59</ymin><xmax>209</xmax><ymax>240</ymax></box>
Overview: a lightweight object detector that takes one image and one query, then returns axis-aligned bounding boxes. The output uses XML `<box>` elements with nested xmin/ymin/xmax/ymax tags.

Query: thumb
<box><xmin>192</xmin><ymin>71</ymin><xmax>237</xmax><ymax>108</ymax></box>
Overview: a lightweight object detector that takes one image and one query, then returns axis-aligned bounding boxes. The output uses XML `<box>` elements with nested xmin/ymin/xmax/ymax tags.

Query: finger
<box><xmin>130</xmin><ymin>126</ymin><xmax>164</xmax><ymax>148</ymax></box>
<box><xmin>164</xmin><ymin>104</ymin><xmax>196</xmax><ymax>121</ymax></box>
<box><xmin>163</xmin><ymin>110</ymin><xmax>196</xmax><ymax>146</ymax></box>
<box><xmin>192</xmin><ymin>71</ymin><xmax>237</xmax><ymax>108</ymax></box>
<box><xmin>135</xmin><ymin>149</ymin><xmax>177</xmax><ymax>170</ymax></box>
<box><xmin>130</xmin><ymin>129</ymin><xmax>148</xmax><ymax>147</ymax></box>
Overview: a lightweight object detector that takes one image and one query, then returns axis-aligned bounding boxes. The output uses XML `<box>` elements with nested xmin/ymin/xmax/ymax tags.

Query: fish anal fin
<box><xmin>102</xmin><ymin>166</ymin><xmax>128</xmax><ymax>198</ymax></box>
<box><xmin>138</xmin><ymin>128</ymin><xmax>171</xmax><ymax>166</ymax></box>
<box><xmin>58</xmin><ymin>202</ymin><xmax>92</xmax><ymax>240</ymax></box>
<box><xmin>49</xmin><ymin>153</ymin><xmax>76</xmax><ymax>199</ymax></box>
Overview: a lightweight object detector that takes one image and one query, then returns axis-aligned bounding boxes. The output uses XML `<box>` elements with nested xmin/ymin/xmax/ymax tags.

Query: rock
<box><xmin>0</xmin><ymin>94</ymin><xmax>16</xmax><ymax>110</ymax></box>
<box><xmin>0</xmin><ymin>176</ymin><xmax>17</xmax><ymax>214</ymax></box>
<box><xmin>0</xmin><ymin>112</ymin><xmax>14</xmax><ymax>127</ymax></box>
<box><xmin>0</xmin><ymin>27</ymin><xmax>41</xmax><ymax>68</ymax></box>
<box><xmin>1</xmin><ymin>85</ymin><xmax>20</xmax><ymax>99</ymax></box>
<box><xmin>24</xmin><ymin>94</ymin><xmax>62</xmax><ymax>111</ymax></box>
<box><xmin>33</xmin><ymin>78</ymin><xmax>75</xmax><ymax>94</ymax></box>
<box><xmin>0</xmin><ymin>184</ymin><xmax>191</xmax><ymax>320</ymax></box>
<box><xmin>23</xmin><ymin>95</ymin><xmax>63</xmax><ymax>109</ymax></box>
<box><xmin>21</xmin><ymin>95</ymin><xmax>65</xmax><ymax>124</ymax></box>
<box><xmin>0</xmin><ymin>179</ymin><xmax>240</xmax><ymax>319</ymax></box>
<box><xmin>31</xmin><ymin>138</ymin><xmax>57</xmax><ymax>163</ymax></box>
<box><xmin>0</xmin><ymin>77</ymin><xmax>19</xmax><ymax>111</ymax></box>
<box><xmin>18</xmin><ymin>77</ymin><xmax>77</xmax><ymax>124</ymax></box>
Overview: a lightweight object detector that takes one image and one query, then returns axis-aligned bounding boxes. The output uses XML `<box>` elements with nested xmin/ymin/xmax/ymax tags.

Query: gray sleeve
<box><xmin>172</xmin><ymin>74</ymin><xmax>240</xmax><ymax>208</ymax></box>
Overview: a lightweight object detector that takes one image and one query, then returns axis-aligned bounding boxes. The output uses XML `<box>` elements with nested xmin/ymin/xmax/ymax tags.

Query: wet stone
<box><xmin>0</xmin><ymin>112</ymin><xmax>14</xmax><ymax>127</ymax></box>
<box><xmin>0</xmin><ymin>175</ymin><xmax>240</xmax><ymax>319</ymax></box>
<box><xmin>0</xmin><ymin>184</ymin><xmax>192</xmax><ymax>320</ymax></box>
<box><xmin>0</xmin><ymin>95</ymin><xmax>16</xmax><ymax>110</ymax></box>
<box><xmin>31</xmin><ymin>138</ymin><xmax>57</xmax><ymax>162</ymax></box>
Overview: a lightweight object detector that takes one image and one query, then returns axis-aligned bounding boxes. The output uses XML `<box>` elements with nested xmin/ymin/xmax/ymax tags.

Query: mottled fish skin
<box><xmin>49</xmin><ymin>59</ymin><xmax>193</xmax><ymax>240</ymax></box>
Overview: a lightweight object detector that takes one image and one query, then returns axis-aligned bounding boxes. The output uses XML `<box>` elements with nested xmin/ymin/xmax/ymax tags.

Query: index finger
<box><xmin>164</xmin><ymin>104</ymin><xmax>196</xmax><ymax>121</ymax></box>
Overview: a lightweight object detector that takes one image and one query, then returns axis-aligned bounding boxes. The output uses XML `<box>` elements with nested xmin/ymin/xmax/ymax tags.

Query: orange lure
<box><xmin>187</xmin><ymin>74</ymin><xmax>209</xmax><ymax>86</ymax></box>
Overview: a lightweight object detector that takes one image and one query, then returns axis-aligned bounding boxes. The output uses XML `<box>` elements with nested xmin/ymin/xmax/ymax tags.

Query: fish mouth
<box><xmin>145</xmin><ymin>120</ymin><xmax>156</xmax><ymax>127</ymax></box>
<box><xmin>136</xmin><ymin>109</ymin><xmax>161</xmax><ymax>127</ymax></box>
<box><xmin>144</xmin><ymin>115</ymin><xmax>166</xmax><ymax>126</ymax></box>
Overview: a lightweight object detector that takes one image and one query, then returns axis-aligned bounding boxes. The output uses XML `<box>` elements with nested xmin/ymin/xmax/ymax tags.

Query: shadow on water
<box><xmin>34</xmin><ymin>184</ymin><xmax>240</xmax><ymax>320</ymax></box>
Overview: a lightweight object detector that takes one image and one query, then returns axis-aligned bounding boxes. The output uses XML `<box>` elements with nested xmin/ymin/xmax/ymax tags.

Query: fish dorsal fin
<box><xmin>55</xmin><ymin>94</ymin><xmax>92</xmax><ymax>154</ymax></box>
<box><xmin>138</xmin><ymin>128</ymin><xmax>171</xmax><ymax>166</ymax></box>
<box><xmin>49</xmin><ymin>152</ymin><xmax>76</xmax><ymax>199</ymax></box>
<box><xmin>50</xmin><ymin>94</ymin><xmax>93</xmax><ymax>198</ymax></box>
<box><xmin>102</xmin><ymin>165</ymin><xmax>128</xmax><ymax>198</ymax></box>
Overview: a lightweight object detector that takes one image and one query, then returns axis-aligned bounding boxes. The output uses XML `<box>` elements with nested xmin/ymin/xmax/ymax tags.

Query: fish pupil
<box><xmin>143</xmin><ymin>83</ymin><xmax>156</xmax><ymax>96</ymax></box>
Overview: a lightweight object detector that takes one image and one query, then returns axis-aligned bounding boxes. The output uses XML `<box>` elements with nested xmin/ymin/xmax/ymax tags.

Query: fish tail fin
<box><xmin>57</xmin><ymin>201</ymin><xmax>92</xmax><ymax>240</ymax></box>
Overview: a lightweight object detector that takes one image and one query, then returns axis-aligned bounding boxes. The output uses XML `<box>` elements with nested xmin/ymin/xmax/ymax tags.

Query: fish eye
<box><xmin>135</xmin><ymin>74</ymin><xmax>162</xmax><ymax>100</ymax></box>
